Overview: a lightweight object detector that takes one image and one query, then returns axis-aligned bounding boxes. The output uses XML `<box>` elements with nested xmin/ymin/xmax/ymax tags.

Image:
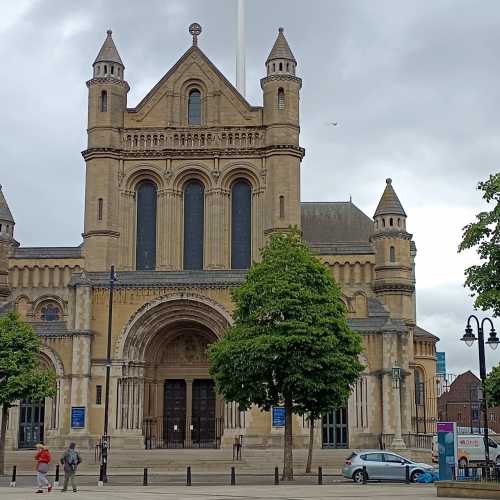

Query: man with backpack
<box><xmin>60</xmin><ymin>442</ymin><xmax>81</xmax><ymax>492</ymax></box>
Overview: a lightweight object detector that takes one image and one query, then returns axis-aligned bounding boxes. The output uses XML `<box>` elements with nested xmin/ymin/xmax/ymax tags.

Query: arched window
<box><xmin>279</xmin><ymin>195</ymin><xmax>285</xmax><ymax>219</ymax></box>
<box><xmin>415</xmin><ymin>369</ymin><xmax>424</xmax><ymax>406</ymax></box>
<box><xmin>97</xmin><ymin>198</ymin><xmax>103</xmax><ymax>221</ymax></box>
<box><xmin>183</xmin><ymin>180</ymin><xmax>204</xmax><ymax>269</ymax></box>
<box><xmin>111</xmin><ymin>65</ymin><xmax>114</xmax><ymax>75</ymax></box>
<box><xmin>231</xmin><ymin>180</ymin><xmax>252</xmax><ymax>269</ymax></box>
<box><xmin>40</xmin><ymin>302</ymin><xmax>61</xmax><ymax>321</ymax></box>
<box><xmin>279</xmin><ymin>62</ymin><xmax>283</xmax><ymax>71</ymax></box>
<box><xmin>100</xmin><ymin>90</ymin><xmax>107</xmax><ymax>112</ymax></box>
<box><xmin>390</xmin><ymin>217</ymin><xmax>394</xmax><ymax>226</ymax></box>
<box><xmin>278</xmin><ymin>88</ymin><xmax>285</xmax><ymax>110</ymax></box>
<box><xmin>382</xmin><ymin>218</ymin><xmax>386</xmax><ymax>227</ymax></box>
<box><xmin>389</xmin><ymin>246</ymin><xmax>396</xmax><ymax>263</ymax></box>
<box><xmin>136</xmin><ymin>180</ymin><xmax>157</xmax><ymax>270</ymax></box>
<box><xmin>188</xmin><ymin>89</ymin><xmax>201</xmax><ymax>125</ymax></box>
<box><xmin>104</xmin><ymin>64</ymin><xmax>108</xmax><ymax>74</ymax></box>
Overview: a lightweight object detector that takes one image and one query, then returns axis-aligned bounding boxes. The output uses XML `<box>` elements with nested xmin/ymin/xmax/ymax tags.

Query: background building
<box><xmin>0</xmin><ymin>25</ymin><xmax>438</xmax><ymax>452</ymax></box>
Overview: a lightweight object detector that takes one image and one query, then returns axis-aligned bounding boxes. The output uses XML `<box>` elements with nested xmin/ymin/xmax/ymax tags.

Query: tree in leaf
<box><xmin>485</xmin><ymin>363</ymin><xmax>500</xmax><ymax>408</ymax></box>
<box><xmin>458</xmin><ymin>173</ymin><xmax>500</xmax><ymax>317</ymax></box>
<box><xmin>209</xmin><ymin>229</ymin><xmax>364</xmax><ymax>480</ymax></box>
<box><xmin>0</xmin><ymin>312</ymin><xmax>56</xmax><ymax>475</ymax></box>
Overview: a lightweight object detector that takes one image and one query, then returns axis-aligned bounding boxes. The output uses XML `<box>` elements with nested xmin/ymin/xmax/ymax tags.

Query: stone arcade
<box><xmin>0</xmin><ymin>25</ymin><xmax>438</xmax><ymax>452</ymax></box>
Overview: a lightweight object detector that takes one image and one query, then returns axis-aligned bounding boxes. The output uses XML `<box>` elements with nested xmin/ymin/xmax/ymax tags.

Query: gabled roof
<box><xmin>415</xmin><ymin>325</ymin><xmax>440</xmax><ymax>342</ymax></box>
<box><xmin>0</xmin><ymin>185</ymin><xmax>14</xmax><ymax>223</ymax></box>
<box><xmin>374</xmin><ymin>178</ymin><xmax>407</xmax><ymax>218</ymax></box>
<box><xmin>301</xmin><ymin>202</ymin><xmax>374</xmax><ymax>245</ymax></box>
<box><xmin>128</xmin><ymin>45</ymin><xmax>259</xmax><ymax>113</ymax></box>
<box><xmin>94</xmin><ymin>29</ymin><xmax>124</xmax><ymax>66</ymax></box>
<box><xmin>266</xmin><ymin>27</ymin><xmax>296</xmax><ymax>63</ymax></box>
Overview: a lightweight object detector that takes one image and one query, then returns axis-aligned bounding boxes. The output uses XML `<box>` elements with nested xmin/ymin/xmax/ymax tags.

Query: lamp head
<box><xmin>486</xmin><ymin>328</ymin><xmax>499</xmax><ymax>351</ymax></box>
<box><xmin>461</xmin><ymin>324</ymin><xmax>476</xmax><ymax>347</ymax></box>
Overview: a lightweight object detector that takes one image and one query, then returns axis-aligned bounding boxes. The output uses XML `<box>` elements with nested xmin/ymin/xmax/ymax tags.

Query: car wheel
<box><xmin>410</xmin><ymin>470</ymin><xmax>423</xmax><ymax>483</ymax></box>
<box><xmin>352</xmin><ymin>469</ymin><xmax>366</xmax><ymax>483</ymax></box>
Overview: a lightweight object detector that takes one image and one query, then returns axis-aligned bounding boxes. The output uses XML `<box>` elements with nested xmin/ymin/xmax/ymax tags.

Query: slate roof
<box><xmin>70</xmin><ymin>270</ymin><xmax>248</xmax><ymax>288</ymax></box>
<box><xmin>0</xmin><ymin>185</ymin><xmax>14</xmax><ymax>223</ymax></box>
<box><xmin>266</xmin><ymin>27</ymin><xmax>297</xmax><ymax>63</ymax></box>
<box><xmin>301</xmin><ymin>202</ymin><xmax>374</xmax><ymax>252</ymax></box>
<box><xmin>94</xmin><ymin>30</ymin><xmax>124</xmax><ymax>66</ymax></box>
<box><xmin>415</xmin><ymin>325</ymin><xmax>440</xmax><ymax>341</ymax></box>
<box><xmin>374</xmin><ymin>178</ymin><xmax>407</xmax><ymax>217</ymax></box>
<box><xmin>13</xmin><ymin>246</ymin><xmax>82</xmax><ymax>259</ymax></box>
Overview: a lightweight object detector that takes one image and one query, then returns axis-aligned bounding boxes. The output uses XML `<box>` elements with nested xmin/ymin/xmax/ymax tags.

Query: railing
<box><xmin>453</xmin><ymin>464</ymin><xmax>500</xmax><ymax>483</ymax></box>
<box><xmin>143</xmin><ymin>416</ymin><xmax>223</xmax><ymax>449</ymax></box>
<box><xmin>380</xmin><ymin>433</ymin><xmax>433</xmax><ymax>450</ymax></box>
<box><xmin>123</xmin><ymin>127</ymin><xmax>266</xmax><ymax>151</ymax></box>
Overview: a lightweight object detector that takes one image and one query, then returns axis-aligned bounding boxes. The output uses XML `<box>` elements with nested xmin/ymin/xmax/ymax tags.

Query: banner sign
<box><xmin>71</xmin><ymin>407</ymin><xmax>85</xmax><ymax>428</ymax></box>
<box><xmin>272</xmin><ymin>406</ymin><xmax>285</xmax><ymax>427</ymax></box>
<box><xmin>437</xmin><ymin>421</ymin><xmax>457</xmax><ymax>480</ymax></box>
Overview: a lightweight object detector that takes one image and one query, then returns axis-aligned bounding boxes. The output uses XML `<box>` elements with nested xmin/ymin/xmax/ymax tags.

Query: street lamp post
<box><xmin>461</xmin><ymin>315</ymin><xmax>498</xmax><ymax>465</ymax></box>
<box><xmin>101</xmin><ymin>265</ymin><xmax>118</xmax><ymax>483</ymax></box>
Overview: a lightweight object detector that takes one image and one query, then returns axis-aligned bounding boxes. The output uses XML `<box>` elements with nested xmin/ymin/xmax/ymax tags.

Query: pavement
<box><xmin>0</xmin><ymin>483</ymin><xmax>449</xmax><ymax>500</ymax></box>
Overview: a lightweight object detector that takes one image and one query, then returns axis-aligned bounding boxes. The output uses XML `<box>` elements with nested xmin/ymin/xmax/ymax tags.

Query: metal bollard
<box><xmin>230</xmin><ymin>466</ymin><xmax>236</xmax><ymax>485</ymax></box>
<box><xmin>405</xmin><ymin>464</ymin><xmax>410</xmax><ymax>484</ymax></box>
<box><xmin>362</xmin><ymin>465</ymin><xmax>367</xmax><ymax>484</ymax></box>
<box><xmin>54</xmin><ymin>464</ymin><xmax>60</xmax><ymax>487</ymax></box>
<box><xmin>98</xmin><ymin>464</ymin><xmax>104</xmax><ymax>487</ymax></box>
<box><xmin>9</xmin><ymin>465</ymin><xmax>16</xmax><ymax>487</ymax></box>
<box><xmin>143</xmin><ymin>467</ymin><xmax>148</xmax><ymax>486</ymax></box>
<box><xmin>274</xmin><ymin>466</ymin><xmax>279</xmax><ymax>485</ymax></box>
<box><xmin>318</xmin><ymin>466</ymin><xmax>323</xmax><ymax>485</ymax></box>
<box><xmin>186</xmin><ymin>466</ymin><xmax>192</xmax><ymax>486</ymax></box>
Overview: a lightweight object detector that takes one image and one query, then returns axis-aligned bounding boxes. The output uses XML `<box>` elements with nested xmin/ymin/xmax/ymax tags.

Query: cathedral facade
<box><xmin>0</xmin><ymin>25</ymin><xmax>437</xmax><ymax>451</ymax></box>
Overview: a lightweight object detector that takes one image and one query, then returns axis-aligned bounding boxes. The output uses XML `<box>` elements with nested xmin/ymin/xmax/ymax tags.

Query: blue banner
<box><xmin>71</xmin><ymin>407</ymin><xmax>85</xmax><ymax>428</ymax></box>
<box><xmin>272</xmin><ymin>406</ymin><xmax>285</xmax><ymax>427</ymax></box>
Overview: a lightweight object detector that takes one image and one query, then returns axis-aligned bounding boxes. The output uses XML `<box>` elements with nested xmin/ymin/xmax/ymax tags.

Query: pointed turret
<box><xmin>265</xmin><ymin>27</ymin><xmax>297</xmax><ymax>76</ymax></box>
<box><xmin>371</xmin><ymin>179</ymin><xmax>414</xmax><ymax>321</ymax></box>
<box><xmin>92</xmin><ymin>29</ymin><xmax>125</xmax><ymax>79</ymax></box>
<box><xmin>0</xmin><ymin>185</ymin><xmax>16</xmax><ymax>305</ymax></box>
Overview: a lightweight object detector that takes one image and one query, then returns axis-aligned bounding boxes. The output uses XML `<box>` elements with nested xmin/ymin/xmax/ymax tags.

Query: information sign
<box><xmin>272</xmin><ymin>406</ymin><xmax>285</xmax><ymax>427</ymax></box>
<box><xmin>71</xmin><ymin>407</ymin><xmax>85</xmax><ymax>429</ymax></box>
<box><xmin>437</xmin><ymin>421</ymin><xmax>457</xmax><ymax>480</ymax></box>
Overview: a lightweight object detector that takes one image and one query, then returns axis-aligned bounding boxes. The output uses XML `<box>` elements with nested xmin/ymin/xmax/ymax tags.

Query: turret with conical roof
<box><xmin>0</xmin><ymin>185</ymin><xmax>17</xmax><ymax>304</ymax></box>
<box><xmin>372</xmin><ymin>179</ymin><xmax>415</xmax><ymax>321</ymax></box>
<box><xmin>86</xmin><ymin>29</ymin><xmax>129</xmax><ymax>149</ymax></box>
<box><xmin>260</xmin><ymin>28</ymin><xmax>303</xmax><ymax>234</ymax></box>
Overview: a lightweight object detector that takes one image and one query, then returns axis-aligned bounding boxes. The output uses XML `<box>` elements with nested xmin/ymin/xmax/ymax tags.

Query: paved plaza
<box><xmin>0</xmin><ymin>484</ymin><xmax>453</xmax><ymax>500</ymax></box>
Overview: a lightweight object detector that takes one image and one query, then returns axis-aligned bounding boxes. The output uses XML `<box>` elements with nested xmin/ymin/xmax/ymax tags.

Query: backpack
<box><xmin>66</xmin><ymin>449</ymin><xmax>79</xmax><ymax>469</ymax></box>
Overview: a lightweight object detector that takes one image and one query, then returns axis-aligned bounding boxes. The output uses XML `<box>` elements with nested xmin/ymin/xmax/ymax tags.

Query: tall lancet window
<box><xmin>136</xmin><ymin>181</ymin><xmax>157</xmax><ymax>270</ymax></box>
<box><xmin>231</xmin><ymin>180</ymin><xmax>252</xmax><ymax>269</ymax></box>
<box><xmin>100</xmin><ymin>90</ymin><xmax>107</xmax><ymax>112</ymax></box>
<box><xmin>188</xmin><ymin>89</ymin><xmax>201</xmax><ymax>125</ymax></box>
<box><xmin>183</xmin><ymin>180</ymin><xmax>204</xmax><ymax>269</ymax></box>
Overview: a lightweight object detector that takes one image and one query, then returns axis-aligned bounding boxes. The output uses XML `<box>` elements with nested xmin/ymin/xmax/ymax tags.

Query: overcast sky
<box><xmin>1</xmin><ymin>0</ymin><xmax>498</xmax><ymax>375</ymax></box>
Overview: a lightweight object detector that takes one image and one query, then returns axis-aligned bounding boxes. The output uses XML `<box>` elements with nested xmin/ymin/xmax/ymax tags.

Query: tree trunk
<box><xmin>305</xmin><ymin>416</ymin><xmax>314</xmax><ymax>473</ymax></box>
<box><xmin>282</xmin><ymin>396</ymin><xmax>294</xmax><ymax>481</ymax></box>
<box><xmin>0</xmin><ymin>404</ymin><xmax>9</xmax><ymax>476</ymax></box>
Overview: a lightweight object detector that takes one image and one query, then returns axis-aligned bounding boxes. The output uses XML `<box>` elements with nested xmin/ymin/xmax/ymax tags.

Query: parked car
<box><xmin>431</xmin><ymin>434</ymin><xmax>500</xmax><ymax>465</ymax></box>
<box><xmin>342</xmin><ymin>450</ymin><xmax>433</xmax><ymax>483</ymax></box>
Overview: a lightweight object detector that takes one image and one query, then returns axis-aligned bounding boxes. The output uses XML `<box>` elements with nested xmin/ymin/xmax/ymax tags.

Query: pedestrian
<box><xmin>34</xmin><ymin>443</ymin><xmax>52</xmax><ymax>493</ymax></box>
<box><xmin>60</xmin><ymin>442</ymin><xmax>81</xmax><ymax>492</ymax></box>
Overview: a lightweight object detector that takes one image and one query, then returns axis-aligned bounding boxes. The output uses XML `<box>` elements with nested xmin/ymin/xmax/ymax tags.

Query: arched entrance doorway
<box><xmin>116</xmin><ymin>294</ymin><xmax>231</xmax><ymax>449</ymax></box>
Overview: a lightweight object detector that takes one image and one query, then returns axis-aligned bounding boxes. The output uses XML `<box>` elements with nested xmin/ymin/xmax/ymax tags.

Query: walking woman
<box><xmin>34</xmin><ymin>443</ymin><xmax>52</xmax><ymax>493</ymax></box>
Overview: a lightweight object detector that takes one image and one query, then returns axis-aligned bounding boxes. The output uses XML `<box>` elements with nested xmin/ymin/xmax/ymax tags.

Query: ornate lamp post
<box><xmin>101</xmin><ymin>265</ymin><xmax>118</xmax><ymax>483</ymax></box>
<box><xmin>461</xmin><ymin>315</ymin><xmax>498</xmax><ymax>465</ymax></box>
<box><xmin>391</xmin><ymin>361</ymin><xmax>406</xmax><ymax>449</ymax></box>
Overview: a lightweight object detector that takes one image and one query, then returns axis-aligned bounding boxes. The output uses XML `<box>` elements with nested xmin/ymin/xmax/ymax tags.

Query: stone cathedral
<box><xmin>0</xmin><ymin>25</ymin><xmax>438</xmax><ymax>452</ymax></box>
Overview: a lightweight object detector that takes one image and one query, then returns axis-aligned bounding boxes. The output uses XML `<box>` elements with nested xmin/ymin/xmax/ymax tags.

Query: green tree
<box><xmin>459</xmin><ymin>173</ymin><xmax>500</xmax><ymax>317</ymax></box>
<box><xmin>209</xmin><ymin>230</ymin><xmax>363</xmax><ymax>480</ymax></box>
<box><xmin>485</xmin><ymin>363</ymin><xmax>500</xmax><ymax>408</ymax></box>
<box><xmin>0</xmin><ymin>312</ymin><xmax>56</xmax><ymax>475</ymax></box>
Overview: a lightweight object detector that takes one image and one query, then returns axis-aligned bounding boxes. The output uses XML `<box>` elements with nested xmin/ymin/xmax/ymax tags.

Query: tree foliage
<box><xmin>0</xmin><ymin>312</ymin><xmax>56</xmax><ymax>474</ymax></box>
<box><xmin>485</xmin><ymin>363</ymin><xmax>500</xmax><ymax>408</ymax></box>
<box><xmin>459</xmin><ymin>173</ymin><xmax>500</xmax><ymax>317</ymax></box>
<box><xmin>209</xmin><ymin>229</ymin><xmax>364</xmax><ymax>479</ymax></box>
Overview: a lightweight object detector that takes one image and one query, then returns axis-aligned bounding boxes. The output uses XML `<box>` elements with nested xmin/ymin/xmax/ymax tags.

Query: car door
<box><xmin>382</xmin><ymin>453</ymin><xmax>406</xmax><ymax>480</ymax></box>
<box><xmin>362</xmin><ymin>453</ymin><xmax>385</xmax><ymax>479</ymax></box>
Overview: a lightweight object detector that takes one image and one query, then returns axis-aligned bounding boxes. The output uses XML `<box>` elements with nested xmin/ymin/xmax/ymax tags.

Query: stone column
<box><xmin>118</xmin><ymin>190</ymin><xmax>135</xmax><ymax>270</ymax></box>
<box><xmin>252</xmin><ymin>188</ymin><xmax>264</xmax><ymax>262</ymax></box>
<box><xmin>391</xmin><ymin>384</ymin><xmax>406</xmax><ymax>449</ymax></box>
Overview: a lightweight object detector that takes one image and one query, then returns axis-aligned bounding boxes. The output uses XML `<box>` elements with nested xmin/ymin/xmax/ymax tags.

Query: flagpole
<box><xmin>236</xmin><ymin>0</ymin><xmax>246</xmax><ymax>96</ymax></box>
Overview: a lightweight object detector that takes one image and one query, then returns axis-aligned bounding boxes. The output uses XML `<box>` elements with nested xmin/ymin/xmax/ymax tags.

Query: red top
<box><xmin>35</xmin><ymin>449</ymin><xmax>51</xmax><ymax>465</ymax></box>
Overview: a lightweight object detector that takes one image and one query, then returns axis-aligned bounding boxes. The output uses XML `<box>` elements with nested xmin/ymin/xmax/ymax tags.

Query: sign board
<box><xmin>437</xmin><ymin>421</ymin><xmax>457</xmax><ymax>480</ymax></box>
<box><xmin>71</xmin><ymin>407</ymin><xmax>85</xmax><ymax>429</ymax></box>
<box><xmin>272</xmin><ymin>406</ymin><xmax>285</xmax><ymax>427</ymax></box>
